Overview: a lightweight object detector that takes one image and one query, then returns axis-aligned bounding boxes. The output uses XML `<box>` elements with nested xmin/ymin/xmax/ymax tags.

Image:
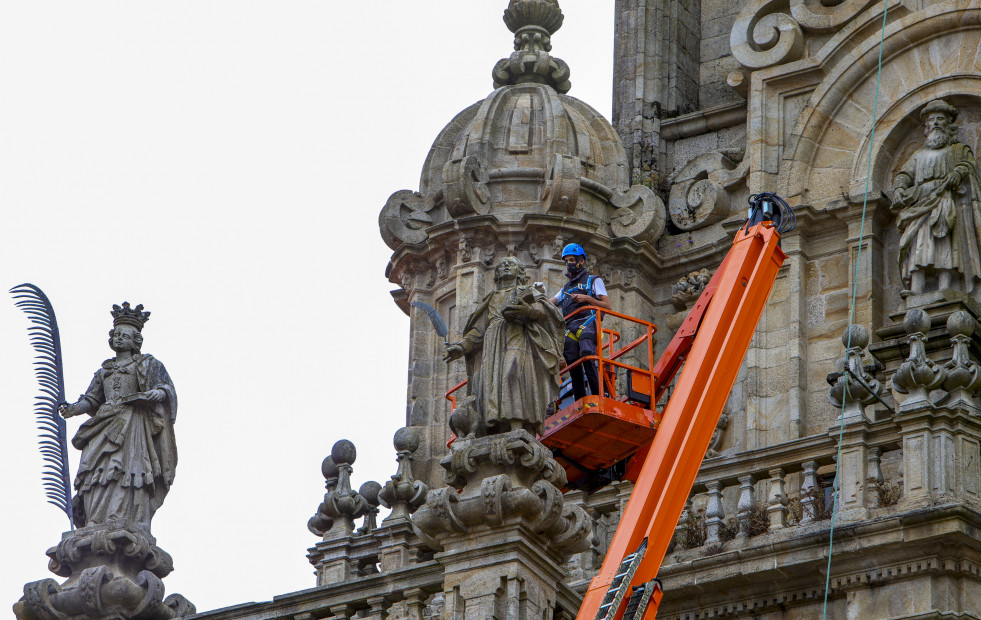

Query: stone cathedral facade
<box><xmin>81</xmin><ymin>1</ymin><xmax>981</xmax><ymax>619</ymax></box>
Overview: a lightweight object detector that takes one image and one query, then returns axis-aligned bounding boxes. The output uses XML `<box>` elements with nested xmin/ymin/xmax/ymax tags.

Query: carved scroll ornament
<box><xmin>789</xmin><ymin>0</ymin><xmax>876</xmax><ymax>33</ymax></box>
<box><xmin>379</xmin><ymin>190</ymin><xmax>434</xmax><ymax>250</ymax></box>
<box><xmin>668</xmin><ymin>153</ymin><xmax>741</xmax><ymax>231</ymax></box>
<box><xmin>443</xmin><ymin>154</ymin><xmax>491</xmax><ymax>218</ymax></box>
<box><xmin>730</xmin><ymin>0</ymin><xmax>805</xmax><ymax>70</ymax></box>
<box><xmin>610</xmin><ymin>185</ymin><xmax>666</xmax><ymax>244</ymax></box>
<box><xmin>732</xmin><ymin>0</ymin><xmax>878</xmax><ymax>70</ymax></box>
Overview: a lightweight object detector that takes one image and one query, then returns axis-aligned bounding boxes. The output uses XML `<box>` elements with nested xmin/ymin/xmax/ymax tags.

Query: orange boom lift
<box><xmin>553</xmin><ymin>194</ymin><xmax>792</xmax><ymax>619</ymax></box>
<box><xmin>444</xmin><ymin>194</ymin><xmax>794</xmax><ymax>619</ymax></box>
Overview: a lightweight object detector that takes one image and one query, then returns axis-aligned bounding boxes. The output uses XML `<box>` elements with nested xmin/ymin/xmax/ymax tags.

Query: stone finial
<box><xmin>357</xmin><ymin>481</ymin><xmax>382</xmax><ymax>534</ymax></box>
<box><xmin>308</xmin><ymin>440</ymin><xmax>370</xmax><ymax>537</ymax></box>
<box><xmin>493</xmin><ymin>0</ymin><xmax>571</xmax><ymax>93</ymax></box>
<box><xmin>892</xmin><ymin>309</ymin><xmax>946</xmax><ymax>405</ymax></box>
<box><xmin>943</xmin><ymin>311</ymin><xmax>981</xmax><ymax>404</ymax></box>
<box><xmin>828</xmin><ymin>324</ymin><xmax>883</xmax><ymax>421</ymax></box>
<box><xmin>379</xmin><ymin>427</ymin><xmax>429</xmax><ymax>523</ymax></box>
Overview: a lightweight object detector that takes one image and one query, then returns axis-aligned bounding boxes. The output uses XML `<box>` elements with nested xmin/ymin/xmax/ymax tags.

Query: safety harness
<box><xmin>562</xmin><ymin>275</ymin><xmax>596</xmax><ymax>341</ymax></box>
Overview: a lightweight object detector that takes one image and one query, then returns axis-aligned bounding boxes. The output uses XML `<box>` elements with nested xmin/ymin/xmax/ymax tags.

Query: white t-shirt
<box><xmin>552</xmin><ymin>277</ymin><xmax>607</xmax><ymax>303</ymax></box>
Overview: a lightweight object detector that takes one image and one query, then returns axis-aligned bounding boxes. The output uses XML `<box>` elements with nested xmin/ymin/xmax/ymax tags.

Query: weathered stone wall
<box><xmin>700</xmin><ymin>0</ymin><xmax>740</xmax><ymax>109</ymax></box>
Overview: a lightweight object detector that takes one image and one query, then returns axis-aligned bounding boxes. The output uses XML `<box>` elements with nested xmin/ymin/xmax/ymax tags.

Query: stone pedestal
<box><xmin>896</xmin><ymin>402</ymin><xmax>981</xmax><ymax>509</ymax></box>
<box><xmin>830</xmin><ymin>419</ymin><xmax>872</xmax><ymax>522</ymax></box>
<box><xmin>438</xmin><ymin>525</ymin><xmax>569</xmax><ymax>619</ymax></box>
<box><xmin>13</xmin><ymin>520</ymin><xmax>194</xmax><ymax>620</ymax></box>
<box><xmin>413</xmin><ymin>430</ymin><xmax>591</xmax><ymax>618</ymax></box>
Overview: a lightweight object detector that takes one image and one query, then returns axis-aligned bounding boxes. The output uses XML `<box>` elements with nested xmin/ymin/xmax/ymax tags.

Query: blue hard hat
<box><xmin>561</xmin><ymin>243</ymin><xmax>586</xmax><ymax>259</ymax></box>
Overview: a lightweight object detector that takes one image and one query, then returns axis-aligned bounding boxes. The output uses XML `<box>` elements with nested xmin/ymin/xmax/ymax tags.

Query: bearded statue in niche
<box><xmin>891</xmin><ymin>99</ymin><xmax>981</xmax><ymax>297</ymax></box>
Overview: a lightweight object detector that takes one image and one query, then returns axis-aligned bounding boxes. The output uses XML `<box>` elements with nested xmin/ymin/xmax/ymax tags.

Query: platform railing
<box><xmin>445</xmin><ymin>306</ymin><xmax>658</xmax><ymax>412</ymax></box>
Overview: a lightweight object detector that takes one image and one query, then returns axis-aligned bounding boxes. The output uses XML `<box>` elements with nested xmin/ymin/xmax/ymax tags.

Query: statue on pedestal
<box><xmin>15</xmin><ymin>302</ymin><xmax>192</xmax><ymax>620</ymax></box>
<box><xmin>891</xmin><ymin>99</ymin><xmax>981</xmax><ymax>297</ymax></box>
<box><xmin>444</xmin><ymin>256</ymin><xmax>564</xmax><ymax>436</ymax></box>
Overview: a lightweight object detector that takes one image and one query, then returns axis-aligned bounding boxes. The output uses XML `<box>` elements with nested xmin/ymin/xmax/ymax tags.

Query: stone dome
<box><xmin>379</xmin><ymin>0</ymin><xmax>664</xmax><ymax>251</ymax></box>
<box><xmin>417</xmin><ymin>83</ymin><xmax>631</xmax><ymax>225</ymax></box>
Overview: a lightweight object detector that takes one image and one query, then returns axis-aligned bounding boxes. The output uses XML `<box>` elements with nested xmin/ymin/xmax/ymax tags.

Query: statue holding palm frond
<box><xmin>59</xmin><ymin>302</ymin><xmax>177</xmax><ymax>529</ymax></box>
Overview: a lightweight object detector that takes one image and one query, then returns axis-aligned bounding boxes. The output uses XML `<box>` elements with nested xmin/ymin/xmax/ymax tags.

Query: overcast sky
<box><xmin>0</xmin><ymin>1</ymin><xmax>613</xmax><ymax>612</ymax></box>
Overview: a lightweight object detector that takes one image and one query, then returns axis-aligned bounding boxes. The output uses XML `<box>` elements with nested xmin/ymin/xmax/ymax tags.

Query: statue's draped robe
<box><xmin>894</xmin><ymin>142</ymin><xmax>981</xmax><ymax>288</ymax></box>
<box><xmin>71</xmin><ymin>354</ymin><xmax>177</xmax><ymax>528</ymax></box>
<box><xmin>461</xmin><ymin>285</ymin><xmax>564</xmax><ymax>434</ymax></box>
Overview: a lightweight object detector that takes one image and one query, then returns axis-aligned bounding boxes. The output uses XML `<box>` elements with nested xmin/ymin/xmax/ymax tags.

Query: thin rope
<box><xmin>822</xmin><ymin>2</ymin><xmax>890</xmax><ymax>617</ymax></box>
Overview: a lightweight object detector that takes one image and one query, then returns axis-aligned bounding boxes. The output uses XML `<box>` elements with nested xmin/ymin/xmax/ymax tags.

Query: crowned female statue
<box><xmin>60</xmin><ymin>302</ymin><xmax>177</xmax><ymax>529</ymax></box>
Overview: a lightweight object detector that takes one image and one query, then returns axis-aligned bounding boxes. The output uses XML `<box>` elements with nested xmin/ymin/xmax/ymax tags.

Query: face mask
<box><xmin>565</xmin><ymin>260</ymin><xmax>585</xmax><ymax>279</ymax></box>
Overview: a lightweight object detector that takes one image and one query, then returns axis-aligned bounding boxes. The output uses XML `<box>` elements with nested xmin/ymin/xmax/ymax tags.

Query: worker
<box><xmin>550</xmin><ymin>243</ymin><xmax>612</xmax><ymax>401</ymax></box>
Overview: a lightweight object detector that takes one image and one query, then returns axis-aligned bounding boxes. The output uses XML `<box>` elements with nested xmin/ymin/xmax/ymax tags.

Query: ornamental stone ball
<box><xmin>842</xmin><ymin>323</ymin><xmax>869</xmax><ymax>350</ymax></box>
<box><xmin>947</xmin><ymin>310</ymin><xmax>975</xmax><ymax>337</ymax></box>
<box><xmin>359</xmin><ymin>481</ymin><xmax>382</xmax><ymax>506</ymax></box>
<box><xmin>331</xmin><ymin>439</ymin><xmax>357</xmax><ymax>465</ymax></box>
<box><xmin>393</xmin><ymin>426</ymin><xmax>420</xmax><ymax>453</ymax></box>
<box><xmin>322</xmin><ymin>455</ymin><xmax>339</xmax><ymax>480</ymax></box>
<box><xmin>904</xmin><ymin>308</ymin><xmax>932</xmax><ymax>335</ymax></box>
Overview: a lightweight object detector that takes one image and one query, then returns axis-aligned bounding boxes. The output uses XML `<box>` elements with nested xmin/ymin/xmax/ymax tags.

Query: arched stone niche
<box><xmin>778</xmin><ymin>3</ymin><xmax>981</xmax><ymax>206</ymax></box>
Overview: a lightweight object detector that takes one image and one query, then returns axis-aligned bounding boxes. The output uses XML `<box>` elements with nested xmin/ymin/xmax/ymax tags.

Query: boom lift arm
<box><xmin>577</xmin><ymin>196</ymin><xmax>792</xmax><ymax>619</ymax></box>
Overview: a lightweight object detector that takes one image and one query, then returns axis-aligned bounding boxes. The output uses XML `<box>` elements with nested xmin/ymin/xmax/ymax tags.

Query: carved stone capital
<box><xmin>412</xmin><ymin>430</ymin><xmax>591</xmax><ymax>556</ymax></box>
<box><xmin>45</xmin><ymin>520</ymin><xmax>172</xmax><ymax>580</ymax></box>
<box><xmin>16</xmin><ymin>568</ymin><xmax>179</xmax><ymax>620</ymax></box>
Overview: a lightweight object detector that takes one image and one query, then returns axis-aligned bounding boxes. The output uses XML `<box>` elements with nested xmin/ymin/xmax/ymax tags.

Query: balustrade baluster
<box><xmin>800</xmin><ymin>460</ymin><xmax>819</xmax><ymax>524</ymax></box>
<box><xmin>704</xmin><ymin>480</ymin><xmax>725</xmax><ymax>545</ymax></box>
<box><xmin>736</xmin><ymin>475</ymin><xmax>756</xmax><ymax>538</ymax></box>
<box><xmin>766</xmin><ymin>468</ymin><xmax>787</xmax><ymax>530</ymax></box>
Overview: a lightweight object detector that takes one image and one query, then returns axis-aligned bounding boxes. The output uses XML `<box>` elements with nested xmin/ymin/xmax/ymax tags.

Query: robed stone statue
<box><xmin>60</xmin><ymin>302</ymin><xmax>177</xmax><ymax>529</ymax></box>
<box><xmin>444</xmin><ymin>257</ymin><xmax>564</xmax><ymax>436</ymax></box>
<box><xmin>16</xmin><ymin>302</ymin><xmax>193</xmax><ymax>620</ymax></box>
<box><xmin>891</xmin><ymin>99</ymin><xmax>981</xmax><ymax>297</ymax></box>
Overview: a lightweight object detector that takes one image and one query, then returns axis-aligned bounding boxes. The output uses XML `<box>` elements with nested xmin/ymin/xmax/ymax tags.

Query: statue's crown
<box><xmin>111</xmin><ymin>302</ymin><xmax>150</xmax><ymax>330</ymax></box>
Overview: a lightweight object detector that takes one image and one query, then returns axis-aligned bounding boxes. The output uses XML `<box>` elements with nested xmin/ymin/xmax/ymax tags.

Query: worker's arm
<box><xmin>550</xmin><ymin>295</ymin><xmax>560</xmax><ymax>306</ymax></box>
<box><xmin>570</xmin><ymin>293</ymin><xmax>611</xmax><ymax>311</ymax></box>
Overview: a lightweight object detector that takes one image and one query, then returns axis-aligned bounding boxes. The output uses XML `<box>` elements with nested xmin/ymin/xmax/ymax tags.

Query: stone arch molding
<box><xmin>780</xmin><ymin>2</ymin><xmax>981</xmax><ymax>206</ymax></box>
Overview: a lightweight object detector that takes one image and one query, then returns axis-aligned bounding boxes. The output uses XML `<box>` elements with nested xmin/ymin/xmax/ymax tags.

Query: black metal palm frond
<box><xmin>10</xmin><ymin>283</ymin><xmax>73</xmax><ymax>529</ymax></box>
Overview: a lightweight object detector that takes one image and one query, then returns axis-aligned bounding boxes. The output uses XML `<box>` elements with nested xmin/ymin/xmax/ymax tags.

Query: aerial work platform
<box><xmin>446</xmin><ymin>193</ymin><xmax>794</xmax><ymax>619</ymax></box>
